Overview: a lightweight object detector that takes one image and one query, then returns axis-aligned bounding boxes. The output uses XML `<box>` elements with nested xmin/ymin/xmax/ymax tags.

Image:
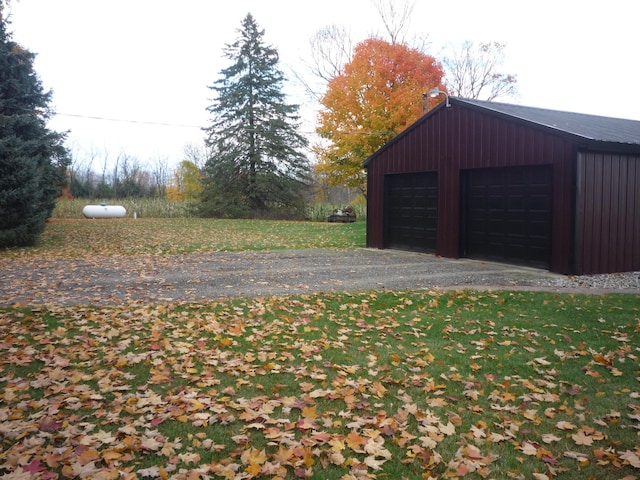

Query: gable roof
<box><xmin>456</xmin><ymin>98</ymin><xmax>640</xmax><ymax>145</ymax></box>
<box><xmin>364</xmin><ymin>97</ymin><xmax>640</xmax><ymax>167</ymax></box>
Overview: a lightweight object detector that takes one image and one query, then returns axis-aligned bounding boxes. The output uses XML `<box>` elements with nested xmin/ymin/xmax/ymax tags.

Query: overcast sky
<box><xmin>7</xmin><ymin>0</ymin><xmax>640</xmax><ymax>168</ymax></box>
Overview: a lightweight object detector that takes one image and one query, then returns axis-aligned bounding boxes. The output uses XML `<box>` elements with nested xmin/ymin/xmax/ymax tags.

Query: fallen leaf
<box><xmin>520</xmin><ymin>442</ymin><xmax>538</xmax><ymax>456</ymax></box>
<box><xmin>541</xmin><ymin>433</ymin><xmax>562</xmax><ymax>444</ymax></box>
<box><xmin>620</xmin><ymin>450</ymin><xmax>640</xmax><ymax>468</ymax></box>
<box><xmin>555</xmin><ymin>421</ymin><xmax>577</xmax><ymax>430</ymax></box>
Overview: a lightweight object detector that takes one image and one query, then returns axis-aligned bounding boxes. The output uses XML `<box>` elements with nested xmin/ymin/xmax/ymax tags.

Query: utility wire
<box><xmin>56</xmin><ymin>112</ymin><xmax>203</xmax><ymax>128</ymax></box>
<box><xmin>55</xmin><ymin>112</ymin><xmax>394</xmax><ymax>136</ymax></box>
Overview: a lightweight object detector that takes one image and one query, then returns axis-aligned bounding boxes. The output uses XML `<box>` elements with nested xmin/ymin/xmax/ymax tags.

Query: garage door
<box><xmin>461</xmin><ymin>166</ymin><xmax>552</xmax><ymax>268</ymax></box>
<box><xmin>385</xmin><ymin>172</ymin><xmax>438</xmax><ymax>252</ymax></box>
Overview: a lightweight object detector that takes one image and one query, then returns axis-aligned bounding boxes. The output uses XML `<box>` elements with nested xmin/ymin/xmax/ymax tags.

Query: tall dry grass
<box><xmin>55</xmin><ymin>199</ymin><xmax>367</xmax><ymax>222</ymax></box>
<box><xmin>53</xmin><ymin>198</ymin><xmax>195</xmax><ymax>219</ymax></box>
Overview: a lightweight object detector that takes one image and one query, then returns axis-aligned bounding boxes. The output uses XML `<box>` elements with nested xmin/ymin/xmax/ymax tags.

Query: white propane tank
<box><xmin>82</xmin><ymin>203</ymin><xmax>127</xmax><ymax>219</ymax></box>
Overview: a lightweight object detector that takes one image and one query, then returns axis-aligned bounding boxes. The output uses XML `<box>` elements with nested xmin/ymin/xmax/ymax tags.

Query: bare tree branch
<box><xmin>290</xmin><ymin>24</ymin><xmax>354</xmax><ymax>104</ymax></box>
<box><xmin>182</xmin><ymin>142</ymin><xmax>208</xmax><ymax>170</ymax></box>
<box><xmin>370</xmin><ymin>0</ymin><xmax>414</xmax><ymax>45</ymax></box>
<box><xmin>443</xmin><ymin>41</ymin><xmax>518</xmax><ymax>101</ymax></box>
<box><xmin>309</xmin><ymin>24</ymin><xmax>353</xmax><ymax>82</ymax></box>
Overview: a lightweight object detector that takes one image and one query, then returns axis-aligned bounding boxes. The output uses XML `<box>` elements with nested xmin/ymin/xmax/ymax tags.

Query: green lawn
<box><xmin>1</xmin><ymin>217</ymin><xmax>366</xmax><ymax>259</ymax></box>
<box><xmin>1</xmin><ymin>290</ymin><xmax>639</xmax><ymax>479</ymax></box>
<box><xmin>0</xmin><ymin>218</ymin><xmax>639</xmax><ymax>479</ymax></box>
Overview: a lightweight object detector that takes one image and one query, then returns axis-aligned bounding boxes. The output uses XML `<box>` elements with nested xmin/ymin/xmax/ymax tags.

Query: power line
<box><xmin>55</xmin><ymin>112</ymin><xmax>394</xmax><ymax>136</ymax></box>
<box><xmin>56</xmin><ymin>112</ymin><xmax>203</xmax><ymax>128</ymax></box>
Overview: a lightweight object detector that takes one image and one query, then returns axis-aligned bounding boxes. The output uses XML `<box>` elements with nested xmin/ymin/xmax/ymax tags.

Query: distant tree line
<box><xmin>66</xmin><ymin>149</ymin><xmax>173</xmax><ymax>200</ymax></box>
<box><xmin>64</xmin><ymin>145</ymin><xmax>351</xmax><ymax>208</ymax></box>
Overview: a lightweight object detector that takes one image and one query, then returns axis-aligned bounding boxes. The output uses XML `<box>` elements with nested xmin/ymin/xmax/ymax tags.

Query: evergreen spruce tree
<box><xmin>201</xmin><ymin>13</ymin><xmax>310</xmax><ymax>218</ymax></box>
<box><xmin>0</xmin><ymin>7</ymin><xmax>70</xmax><ymax>247</ymax></box>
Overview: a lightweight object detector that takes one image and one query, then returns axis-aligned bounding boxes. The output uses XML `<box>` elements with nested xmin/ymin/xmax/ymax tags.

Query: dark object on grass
<box><xmin>328</xmin><ymin>206</ymin><xmax>356</xmax><ymax>223</ymax></box>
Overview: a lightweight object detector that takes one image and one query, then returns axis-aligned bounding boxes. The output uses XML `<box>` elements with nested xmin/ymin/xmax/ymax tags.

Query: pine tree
<box><xmin>202</xmin><ymin>13</ymin><xmax>310</xmax><ymax>218</ymax></box>
<box><xmin>0</xmin><ymin>8</ymin><xmax>70</xmax><ymax>247</ymax></box>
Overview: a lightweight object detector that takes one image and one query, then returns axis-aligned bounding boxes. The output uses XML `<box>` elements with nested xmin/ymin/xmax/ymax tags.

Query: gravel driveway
<box><xmin>1</xmin><ymin>248</ymin><xmax>638</xmax><ymax>306</ymax></box>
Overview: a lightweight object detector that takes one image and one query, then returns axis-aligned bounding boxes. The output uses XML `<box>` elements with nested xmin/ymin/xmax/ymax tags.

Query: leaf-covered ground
<box><xmin>1</xmin><ymin>219</ymin><xmax>366</xmax><ymax>261</ymax></box>
<box><xmin>0</xmin><ymin>218</ymin><xmax>365</xmax><ymax>306</ymax></box>
<box><xmin>1</xmin><ymin>290</ymin><xmax>639</xmax><ymax>479</ymax></box>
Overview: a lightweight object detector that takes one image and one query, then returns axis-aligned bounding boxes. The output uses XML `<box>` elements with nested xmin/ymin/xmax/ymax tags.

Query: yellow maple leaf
<box><xmin>571</xmin><ymin>430</ymin><xmax>594</xmax><ymax>446</ymax></box>
<box><xmin>329</xmin><ymin>438</ymin><xmax>345</xmax><ymax>452</ymax></box>
<box><xmin>245</xmin><ymin>463</ymin><xmax>262</xmax><ymax>476</ymax></box>
<box><xmin>302</xmin><ymin>405</ymin><xmax>318</xmax><ymax>419</ymax></box>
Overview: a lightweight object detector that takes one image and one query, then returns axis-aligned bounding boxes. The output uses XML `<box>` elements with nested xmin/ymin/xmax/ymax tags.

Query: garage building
<box><xmin>363</xmin><ymin>98</ymin><xmax>640</xmax><ymax>274</ymax></box>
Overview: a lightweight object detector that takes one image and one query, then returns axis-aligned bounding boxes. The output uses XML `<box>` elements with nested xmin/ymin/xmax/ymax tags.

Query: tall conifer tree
<box><xmin>0</xmin><ymin>7</ymin><xmax>70</xmax><ymax>247</ymax></box>
<box><xmin>202</xmin><ymin>13</ymin><xmax>309</xmax><ymax>218</ymax></box>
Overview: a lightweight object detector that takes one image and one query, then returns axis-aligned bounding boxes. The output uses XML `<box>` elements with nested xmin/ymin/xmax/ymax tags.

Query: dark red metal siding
<box><xmin>576</xmin><ymin>153</ymin><xmax>640</xmax><ymax>274</ymax></box>
<box><xmin>366</xmin><ymin>104</ymin><xmax>576</xmax><ymax>273</ymax></box>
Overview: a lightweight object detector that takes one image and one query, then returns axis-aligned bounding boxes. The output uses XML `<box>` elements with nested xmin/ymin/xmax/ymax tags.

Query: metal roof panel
<box><xmin>455</xmin><ymin>98</ymin><xmax>640</xmax><ymax>145</ymax></box>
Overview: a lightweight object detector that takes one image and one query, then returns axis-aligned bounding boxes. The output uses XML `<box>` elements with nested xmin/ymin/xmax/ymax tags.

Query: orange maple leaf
<box><xmin>77</xmin><ymin>448</ymin><xmax>100</xmax><ymax>465</ymax></box>
<box><xmin>346</xmin><ymin>430</ymin><xmax>367</xmax><ymax>453</ymax></box>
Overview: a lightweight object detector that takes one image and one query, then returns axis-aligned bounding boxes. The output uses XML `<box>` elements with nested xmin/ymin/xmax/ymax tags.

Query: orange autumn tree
<box><xmin>315</xmin><ymin>38</ymin><xmax>445</xmax><ymax>195</ymax></box>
